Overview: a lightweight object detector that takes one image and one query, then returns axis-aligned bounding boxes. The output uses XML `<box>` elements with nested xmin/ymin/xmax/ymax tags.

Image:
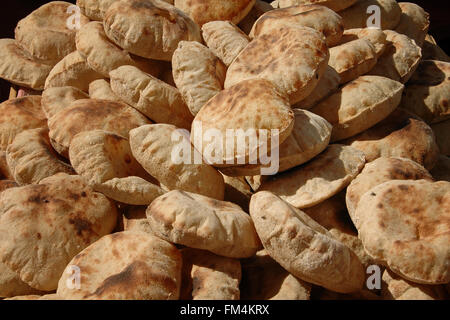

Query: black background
<box><xmin>0</xmin><ymin>0</ymin><xmax>449</xmax><ymax>100</ymax></box>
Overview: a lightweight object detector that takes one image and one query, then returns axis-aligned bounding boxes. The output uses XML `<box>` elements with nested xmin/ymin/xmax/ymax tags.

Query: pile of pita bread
<box><xmin>0</xmin><ymin>0</ymin><xmax>448</xmax><ymax>300</ymax></box>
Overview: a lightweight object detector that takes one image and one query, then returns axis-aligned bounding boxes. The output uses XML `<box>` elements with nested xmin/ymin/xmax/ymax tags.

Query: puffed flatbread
<box><xmin>278</xmin><ymin>0</ymin><xmax>357</xmax><ymax>12</ymax></box>
<box><xmin>0</xmin><ymin>173</ymin><xmax>118</xmax><ymax>291</ymax></box>
<box><xmin>394</xmin><ymin>2</ymin><xmax>430</xmax><ymax>47</ymax></box>
<box><xmin>250</xmin><ymin>191</ymin><xmax>365</xmax><ymax>293</ymax></box>
<box><xmin>42</xmin><ymin>86</ymin><xmax>89</xmax><ymax>119</ymax></box>
<box><xmin>225</xmin><ymin>26</ymin><xmax>329</xmax><ymax>104</ymax></box>
<box><xmin>57</xmin><ymin>231</ymin><xmax>182</xmax><ymax>300</ymax></box>
<box><xmin>104</xmin><ymin>0</ymin><xmax>202</xmax><ymax>61</ymax></box>
<box><xmin>344</xmin><ymin>108</ymin><xmax>440</xmax><ymax>170</ymax></box>
<box><xmin>356</xmin><ymin>180</ymin><xmax>450</xmax><ymax>284</ymax></box>
<box><xmin>250</xmin><ymin>4</ymin><xmax>344</xmax><ymax>47</ymax></box>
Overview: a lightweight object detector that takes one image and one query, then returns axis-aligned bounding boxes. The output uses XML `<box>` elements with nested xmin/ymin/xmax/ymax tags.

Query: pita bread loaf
<box><xmin>202</xmin><ymin>21</ymin><xmax>250</xmax><ymax>67</ymax></box>
<box><xmin>303</xmin><ymin>192</ymin><xmax>376</xmax><ymax>268</ymax></box>
<box><xmin>147</xmin><ymin>190</ymin><xmax>261</xmax><ymax>258</ymax></box>
<box><xmin>110</xmin><ymin>65</ymin><xmax>193</xmax><ymax>130</ymax></box>
<box><xmin>172</xmin><ymin>41</ymin><xmax>226</xmax><ymax>116</ymax></box>
<box><xmin>368</xmin><ymin>30</ymin><xmax>422</xmax><ymax>83</ymax></box>
<box><xmin>222</xmin><ymin>175</ymin><xmax>253</xmax><ymax>212</ymax></box>
<box><xmin>174</xmin><ymin>0</ymin><xmax>255</xmax><ymax>26</ymax></box>
<box><xmin>382</xmin><ymin>269</ymin><xmax>448</xmax><ymax>300</ymax></box>
<box><xmin>6</xmin><ymin>128</ymin><xmax>74</xmax><ymax>185</ymax></box>
<box><xmin>130</xmin><ymin>124</ymin><xmax>225</xmax><ymax>200</ymax></box>
<box><xmin>329</xmin><ymin>39</ymin><xmax>378</xmax><ymax>84</ymax></box>
<box><xmin>339</xmin><ymin>0</ymin><xmax>402</xmax><ymax>30</ymax></box>
<box><xmin>76</xmin><ymin>0</ymin><xmax>119</xmax><ymax>20</ymax></box>
<box><xmin>400</xmin><ymin>60</ymin><xmax>450</xmax><ymax>124</ymax></box>
<box><xmin>340</xmin><ymin>28</ymin><xmax>388</xmax><ymax>58</ymax></box>
<box><xmin>0</xmin><ymin>173</ymin><xmax>118</xmax><ymax>291</ymax></box>
<box><xmin>76</xmin><ymin>21</ymin><xmax>163</xmax><ymax>78</ymax></box>
<box><xmin>15</xmin><ymin>2</ymin><xmax>89</xmax><ymax>64</ymax></box>
<box><xmin>220</xmin><ymin>109</ymin><xmax>332</xmax><ymax>176</ymax></box>
<box><xmin>249</xmin><ymin>5</ymin><xmax>344</xmax><ymax>47</ymax></box>
<box><xmin>260</xmin><ymin>145</ymin><xmax>366</xmax><ymax>209</ymax></box>
<box><xmin>250</xmin><ymin>191</ymin><xmax>365</xmax><ymax>293</ymax></box>
<box><xmin>310</xmin><ymin>75</ymin><xmax>404</xmax><ymax>142</ymax></box>
<box><xmin>88</xmin><ymin>79</ymin><xmax>121</xmax><ymax>101</ymax></box>
<box><xmin>344</xmin><ymin>108</ymin><xmax>440</xmax><ymax>170</ymax></box>
<box><xmin>0</xmin><ymin>39</ymin><xmax>53</xmax><ymax>90</ymax></box>
<box><xmin>422</xmin><ymin>34</ymin><xmax>450</xmax><ymax>62</ymax></box>
<box><xmin>394</xmin><ymin>2</ymin><xmax>429</xmax><ymax>47</ymax></box>
<box><xmin>0</xmin><ymin>96</ymin><xmax>47</xmax><ymax>152</ymax></box>
<box><xmin>57</xmin><ymin>231</ymin><xmax>182</xmax><ymax>299</ymax></box>
<box><xmin>431</xmin><ymin>120</ymin><xmax>450</xmax><ymax>156</ymax></box>
<box><xmin>0</xmin><ymin>180</ymin><xmax>18</xmax><ymax>193</ymax></box>
<box><xmin>346</xmin><ymin>157</ymin><xmax>433</xmax><ymax>225</ymax></box>
<box><xmin>44</xmin><ymin>51</ymin><xmax>104</xmax><ymax>92</ymax></box>
<box><xmin>240</xmin><ymin>250</ymin><xmax>311</xmax><ymax>300</ymax></box>
<box><xmin>356</xmin><ymin>180</ymin><xmax>450</xmax><ymax>284</ymax></box>
<box><xmin>293</xmin><ymin>66</ymin><xmax>340</xmax><ymax>109</ymax></box>
<box><xmin>104</xmin><ymin>0</ymin><xmax>202</xmax><ymax>61</ymax></box>
<box><xmin>430</xmin><ymin>155</ymin><xmax>450</xmax><ymax>182</ymax></box>
<box><xmin>0</xmin><ymin>262</ymin><xmax>42</xmax><ymax>298</ymax></box>
<box><xmin>225</xmin><ymin>26</ymin><xmax>329</xmax><ymax>104</ymax></box>
<box><xmin>122</xmin><ymin>205</ymin><xmax>153</xmax><ymax>234</ymax></box>
<box><xmin>42</xmin><ymin>86</ymin><xmax>89</xmax><ymax>119</ymax></box>
<box><xmin>48</xmin><ymin>98</ymin><xmax>151</xmax><ymax>158</ymax></box>
<box><xmin>192</xmin><ymin>79</ymin><xmax>294</xmax><ymax>167</ymax></box>
<box><xmin>278</xmin><ymin>0</ymin><xmax>357</xmax><ymax>12</ymax></box>
<box><xmin>180</xmin><ymin>248</ymin><xmax>241</xmax><ymax>300</ymax></box>
<box><xmin>238</xmin><ymin>0</ymin><xmax>274</xmax><ymax>35</ymax></box>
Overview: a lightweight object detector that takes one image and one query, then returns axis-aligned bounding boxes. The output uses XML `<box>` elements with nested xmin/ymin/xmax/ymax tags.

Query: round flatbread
<box><xmin>110</xmin><ymin>65</ymin><xmax>193</xmax><ymax>130</ymax></box>
<box><xmin>356</xmin><ymin>179</ymin><xmax>450</xmax><ymax>284</ymax></box>
<box><xmin>104</xmin><ymin>0</ymin><xmax>202</xmax><ymax>61</ymax></box>
<box><xmin>0</xmin><ymin>96</ymin><xmax>47</xmax><ymax>152</ymax></box>
<box><xmin>147</xmin><ymin>190</ymin><xmax>261</xmax><ymax>258</ymax></box>
<box><xmin>259</xmin><ymin>145</ymin><xmax>366</xmax><ymax>209</ymax></box>
<box><xmin>76</xmin><ymin>21</ymin><xmax>163</xmax><ymax>78</ymax></box>
<box><xmin>130</xmin><ymin>124</ymin><xmax>225</xmax><ymax>200</ymax></box>
<box><xmin>250</xmin><ymin>191</ymin><xmax>365</xmax><ymax>293</ymax></box>
<box><xmin>15</xmin><ymin>1</ymin><xmax>89</xmax><ymax>63</ymax></box>
<box><xmin>310</xmin><ymin>75</ymin><xmax>404</xmax><ymax>142</ymax></box>
<box><xmin>0</xmin><ymin>173</ymin><xmax>118</xmax><ymax>291</ymax></box>
<box><xmin>250</xmin><ymin>4</ymin><xmax>344</xmax><ymax>47</ymax></box>
<box><xmin>6</xmin><ymin>128</ymin><xmax>74</xmax><ymax>185</ymax></box>
<box><xmin>192</xmin><ymin>79</ymin><xmax>294</xmax><ymax>167</ymax></box>
<box><xmin>400</xmin><ymin>60</ymin><xmax>450</xmax><ymax>124</ymax></box>
<box><xmin>42</xmin><ymin>86</ymin><xmax>89</xmax><ymax>119</ymax></box>
<box><xmin>344</xmin><ymin>108</ymin><xmax>440</xmax><ymax>170</ymax></box>
<box><xmin>57</xmin><ymin>231</ymin><xmax>182</xmax><ymax>300</ymax></box>
<box><xmin>88</xmin><ymin>79</ymin><xmax>121</xmax><ymax>101</ymax></box>
<box><xmin>225</xmin><ymin>26</ymin><xmax>329</xmax><ymax>104</ymax></box>
<box><xmin>340</xmin><ymin>28</ymin><xmax>388</xmax><ymax>58</ymax></box>
<box><xmin>44</xmin><ymin>51</ymin><xmax>104</xmax><ymax>92</ymax></box>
